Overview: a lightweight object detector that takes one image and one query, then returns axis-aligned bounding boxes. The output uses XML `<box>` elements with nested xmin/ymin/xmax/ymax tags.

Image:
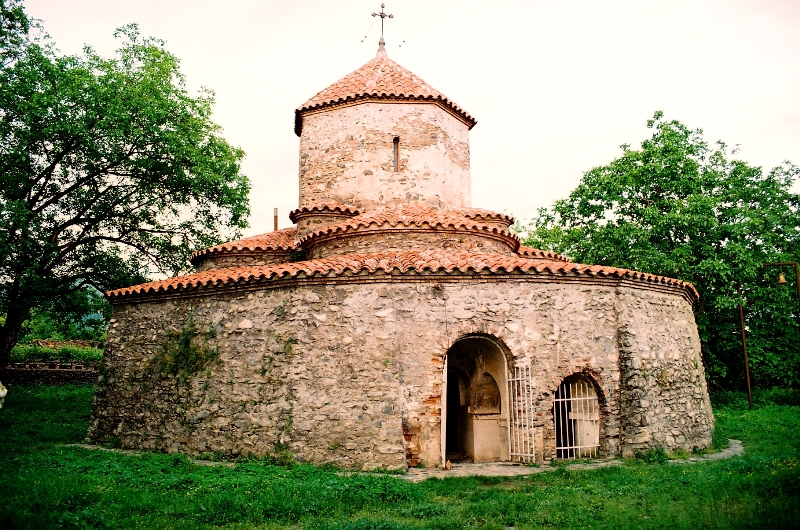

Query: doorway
<box><xmin>443</xmin><ymin>335</ymin><xmax>509</xmax><ymax>463</ymax></box>
<box><xmin>553</xmin><ymin>374</ymin><xmax>600</xmax><ymax>459</ymax></box>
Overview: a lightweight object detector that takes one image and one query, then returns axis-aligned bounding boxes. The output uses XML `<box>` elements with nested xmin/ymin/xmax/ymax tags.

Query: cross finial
<box><xmin>371</xmin><ymin>3</ymin><xmax>393</xmax><ymax>39</ymax></box>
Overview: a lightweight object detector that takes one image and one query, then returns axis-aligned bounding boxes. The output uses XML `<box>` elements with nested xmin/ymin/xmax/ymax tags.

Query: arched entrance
<box><xmin>443</xmin><ymin>335</ymin><xmax>509</xmax><ymax>463</ymax></box>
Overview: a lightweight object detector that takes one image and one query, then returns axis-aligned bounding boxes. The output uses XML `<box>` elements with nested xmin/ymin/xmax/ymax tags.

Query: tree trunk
<box><xmin>0</xmin><ymin>306</ymin><xmax>28</xmax><ymax>367</ymax></box>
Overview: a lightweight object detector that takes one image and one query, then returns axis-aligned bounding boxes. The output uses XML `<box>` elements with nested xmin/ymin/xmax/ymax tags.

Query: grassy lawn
<box><xmin>0</xmin><ymin>386</ymin><xmax>797</xmax><ymax>529</ymax></box>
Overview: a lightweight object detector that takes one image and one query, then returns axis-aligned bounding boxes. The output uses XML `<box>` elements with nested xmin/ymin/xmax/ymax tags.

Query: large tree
<box><xmin>0</xmin><ymin>3</ymin><xmax>250</xmax><ymax>366</ymax></box>
<box><xmin>519</xmin><ymin>112</ymin><xmax>800</xmax><ymax>388</ymax></box>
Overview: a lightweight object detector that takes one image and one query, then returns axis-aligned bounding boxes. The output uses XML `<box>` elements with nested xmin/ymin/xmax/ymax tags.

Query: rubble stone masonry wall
<box><xmin>298</xmin><ymin>103</ymin><xmax>471</xmax><ymax>212</ymax></box>
<box><xmin>295</xmin><ymin>214</ymin><xmax>360</xmax><ymax>239</ymax></box>
<box><xmin>308</xmin><ymin>231</ymin><xmax>516</xmax><ymax>258</ymax></box>
<box><xmin>88</xmin><ymin>279</ymin><xmax>713</xmax><ymax>469</ymax></box>
<box><xmin>195</xmin><ymin>252</ymin><xmax>294</xmax><ymax>272</ymax></box>
<box><xmin>1</xmin><ymin>367</ymin><xmax>99</xmax><ymax>386</ymax></box>
<box><xmin>615</xmin><ymin>289</ymin><xmax>713</xmax><ymax>456</ymax></box>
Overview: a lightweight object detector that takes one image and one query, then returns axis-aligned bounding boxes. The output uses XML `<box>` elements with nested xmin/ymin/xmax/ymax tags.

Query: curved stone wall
<box><xmin>306</xmin><ymin>229</ymin><xmax>517</xmax><ymax>259</ymax></box>
<box><xmin>194</xmin><ymin>252</ymin><xmax>294</xmax><ymax>271</ymax></box>
<box><xmin>89</xmin><ymin>277</ymin><xmax>712</xmax><ymax>469</ymax></box>
<box><xmin>298</xmin><ymin>102</ymin><xmax>471</xmax><ymax>212</ymax></box>
<box><xmin>294</xmin><ymin>213</ymin><xmax>359</xmax><ymax>239</ymax></box>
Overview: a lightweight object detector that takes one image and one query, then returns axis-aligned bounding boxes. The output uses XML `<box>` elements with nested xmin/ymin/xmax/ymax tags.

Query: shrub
<box><xmin>635</xmin><ymin>447</ymin><xmax>669</xmax><ymax>464</ymax></box>
<box><xmin>9</xmin><ymin>344</ymin><xmax>103</xmax><ymax>364</ymax></box>
<box><xmin>147</xmin><ymin>313</ymin><xmax>219</xmax><ymax>378</ymax></box>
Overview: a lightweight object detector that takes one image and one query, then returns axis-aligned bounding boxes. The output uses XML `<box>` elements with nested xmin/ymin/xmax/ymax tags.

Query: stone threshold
<box><xmin>400</xmin><ymin>440</ymin><xmax>744</xmax><ymax>482</ymax></box>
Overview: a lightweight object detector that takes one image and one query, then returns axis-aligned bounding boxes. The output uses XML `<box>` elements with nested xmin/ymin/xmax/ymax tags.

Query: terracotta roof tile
<box><xmin>288</xmin><ymin>202</ymin><xmax>360</xmax><ymax>223</ymax></box>
<box><xmin>190</xmin><ymin>228</ymin><xmax>298</xmax><ymax>264</ymax></box>
<box><xmin>109</xmin><ymin>249</ymin><xmax>698</xmax><ymax>302</ymax></box>
<box><xmin>299</xmin><ymin>205</ymin><xmax>520</xmax><ymax>249</ymax></box>
<box><xmin>460</xmin><ymin>209</ymin><xmax>515</xmax><ymax>226</ymax></box>
<box><xmin>517</xmin><ymin>246</ymin><xmax>571</xmax><ymax>263</ymax></box>
<box><xmin>295</xmin><ymin>55</ymin><xmax>476</xmax><ymax>135</ymax></box>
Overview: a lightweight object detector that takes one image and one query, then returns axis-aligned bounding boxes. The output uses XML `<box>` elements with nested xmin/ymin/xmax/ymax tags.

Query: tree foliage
<box><xmin>0</xmin><ymin>0</ymin><xmax>31</xmax><ymax>67</ymax></box>
<box><xmin>15</xmin><ymin>288</ymin><xmax>110</xmax><ymax>344</ymax></box>
<box><xmin>519</xmin><ymin>112</ymin><xmax>800</xmax><ymax>388</ymax></box>
<box><xmin>0</xmin><ymin>4</ymin><xmax>250</xmax><ymax>365</ymax></box>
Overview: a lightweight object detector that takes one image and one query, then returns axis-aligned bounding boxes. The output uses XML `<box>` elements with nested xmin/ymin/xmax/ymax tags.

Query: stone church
<box><xmin>88</xmin><ymin>37</ymin><xmax>714</xmax><ymax>469</ymax></box>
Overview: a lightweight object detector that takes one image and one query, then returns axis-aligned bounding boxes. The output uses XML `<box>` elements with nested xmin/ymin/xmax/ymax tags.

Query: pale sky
<box><xmin>25</xmin><ymin>0</ymin><xmax>800</xmax><ymax>237</ymax></box>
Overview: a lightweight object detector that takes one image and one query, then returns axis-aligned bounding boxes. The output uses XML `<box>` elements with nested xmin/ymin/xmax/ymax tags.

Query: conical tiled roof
<box><xmin>189</xmin><ymin>228</ymin><xmax>298</xmax><ymax>265</ymax></box>
<box><xmin>107</xmin><ymin>250</ymin><xmax>698</xmax><ymax>304</ymax></box>
<box><xmin>295</xmin><ymin>42</ymin><xmax>476</xmax><ymax>135</ymax></box>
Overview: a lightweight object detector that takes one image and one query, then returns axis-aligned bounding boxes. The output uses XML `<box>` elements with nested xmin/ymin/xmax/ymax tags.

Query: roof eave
<box><xmin>294</xmin><ymin>97</ymin><xmax>477</xmax><ymax>137</ymax></box>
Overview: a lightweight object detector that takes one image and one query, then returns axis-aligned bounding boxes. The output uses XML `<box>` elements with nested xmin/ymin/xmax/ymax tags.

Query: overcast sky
<box><xmin>26</xmin><ymin>0</ymin><xmax>800</xmax><ymax>236</ymax></box>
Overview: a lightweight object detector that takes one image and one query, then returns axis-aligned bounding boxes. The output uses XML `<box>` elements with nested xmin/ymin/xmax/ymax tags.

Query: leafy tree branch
<box><xmin>0</xmin><ymin>6</ymin><xmax>250</xmax><ymax>365</ymax></box>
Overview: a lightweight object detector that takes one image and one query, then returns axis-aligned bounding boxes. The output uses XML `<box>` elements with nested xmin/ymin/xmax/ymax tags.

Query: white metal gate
<box><xmin>508</xmin><ymin>365</ymin><xmax>542</xmax><ymax>463</ymax></box>
<box><xmin>554</xmin><ymin>376</ymin><xmax>600</xmax><ymax>459</ymax></box>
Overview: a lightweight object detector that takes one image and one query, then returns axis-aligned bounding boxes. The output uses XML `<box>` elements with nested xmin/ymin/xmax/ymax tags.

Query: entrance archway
<box><xmin>443</xmin><ymin>335</ymin><xmax>509</xmax><ymax>463</ymax></box>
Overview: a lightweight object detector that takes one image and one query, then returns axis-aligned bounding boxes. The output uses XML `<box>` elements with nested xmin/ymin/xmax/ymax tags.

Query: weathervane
<box><xmin>372</xmin><ymin>3</ymin><xmax>393</xmax><ymax>39</ymax></box>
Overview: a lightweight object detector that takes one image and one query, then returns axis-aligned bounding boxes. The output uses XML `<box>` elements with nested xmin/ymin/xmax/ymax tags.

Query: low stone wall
<box><xmin>1</xmin><ymin>366</ymin><xmax>98</xmax><ymax>385</ymax></box>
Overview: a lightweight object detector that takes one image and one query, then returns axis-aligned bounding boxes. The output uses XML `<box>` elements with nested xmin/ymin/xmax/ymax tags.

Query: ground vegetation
<box><xmin>0</xmin><ymin>384</ymin><xmax>797</xmax><ymax>529</ymax></box>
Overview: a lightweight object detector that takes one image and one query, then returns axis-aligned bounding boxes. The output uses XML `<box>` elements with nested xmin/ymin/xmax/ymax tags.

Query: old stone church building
<box><xmin>88</xmin><ymin>38</ymin><xmax>714</xmax><ymax>469</ymax></box>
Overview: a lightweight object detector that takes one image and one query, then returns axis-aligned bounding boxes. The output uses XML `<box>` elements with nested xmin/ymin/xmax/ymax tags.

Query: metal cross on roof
<box><xmin>371</xmin><ymin>3</ymin><xmax>393</xmax><ymax>39</ymax></box>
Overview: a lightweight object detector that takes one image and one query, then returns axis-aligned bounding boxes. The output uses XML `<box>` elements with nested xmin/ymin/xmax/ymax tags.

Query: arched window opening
<box><xmin>392</xmin><ymin>136</ymin><xmax>400</xmax><ymax>172</ymax></box>
<box><xmin>554</xmin><ymin>374</ymin><xmax>600</xmax><ymax>459</ymax></box>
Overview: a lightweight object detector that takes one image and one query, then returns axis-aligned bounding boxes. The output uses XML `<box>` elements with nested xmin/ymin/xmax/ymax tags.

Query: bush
<box><xmin>635</xmin><ymin>447</ymin><xmax>668</xmax><ymax>464</ymax></box>
<box><xmin>9</xmin><ymin>344</ymin><xmax>103</xmax><ymax>364</ymax></box>
<box><xmin>147</xmin><ymin>314</ymin><xmax>218</xmax><ymax>378</ymax></box>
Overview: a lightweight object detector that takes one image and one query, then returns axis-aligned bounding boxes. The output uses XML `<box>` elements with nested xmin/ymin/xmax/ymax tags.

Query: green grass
<box><xmin>0</xmin><ymin>385</ymin><xmax>798</xmax><ymax>529</ymax></box>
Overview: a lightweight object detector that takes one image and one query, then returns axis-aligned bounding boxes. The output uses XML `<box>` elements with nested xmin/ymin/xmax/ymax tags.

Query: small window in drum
<box><xmin>393</xmin><ymin>136</ymin><xmax>400</xmax><ymax>172</ymax></box>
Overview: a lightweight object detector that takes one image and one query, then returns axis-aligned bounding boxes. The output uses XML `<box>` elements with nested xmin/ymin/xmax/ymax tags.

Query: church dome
<box><xmin>295</xmin><ymin>40</ymin><xmax>474</xmax><ymax>213</ymax></box>
<box><xmin>295</xmin><ymin>39</ymin><xmax>476</xmax><ymax>136</ymax></box>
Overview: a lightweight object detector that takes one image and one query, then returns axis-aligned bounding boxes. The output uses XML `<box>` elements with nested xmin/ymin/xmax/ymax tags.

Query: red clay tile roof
<box><xmin>295</xmin><ymin>54</ymin><xmax>476</xmax><ymax>135</ymax></box>
<box><xmin>109</xmin><ymin>249</ymin><xmax>698</xmax><ymax>303</ymax></box>
<box><xmin>299</xmin><ymin>206</ymin><xmax>520</xmax><ymax>249</ymax></box>
<box><xmin>190</xmin><ymin>228</ymin><xmax>298</xmax><ymax>265</ymax></box>
<box><xmin>518</xmin><ymin>246</ymin><xmax>571</xmax><ymax>263</ymax></box>
<box><xmin>460</xmin><ymin>209</ymin><xmax>515</xmax><ymax>226</ymax></box>
<box><xmin>289</xmin><ymin>202</ymin><xmax>360</xmax><ymax>223</ymax></box>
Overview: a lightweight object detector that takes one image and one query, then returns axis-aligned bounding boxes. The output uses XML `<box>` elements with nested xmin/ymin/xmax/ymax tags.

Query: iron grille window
<box><xmin>554</xmin><ymin>375</ymin><xmax>600</xmax><ymax>459</ymax></box>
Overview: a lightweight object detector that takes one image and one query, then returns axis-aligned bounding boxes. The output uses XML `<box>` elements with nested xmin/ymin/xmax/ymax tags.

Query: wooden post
<box><xmin>274</xmin><ymin>208</ymin><xmax>278</xmax><ymax>231</ymax></box>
